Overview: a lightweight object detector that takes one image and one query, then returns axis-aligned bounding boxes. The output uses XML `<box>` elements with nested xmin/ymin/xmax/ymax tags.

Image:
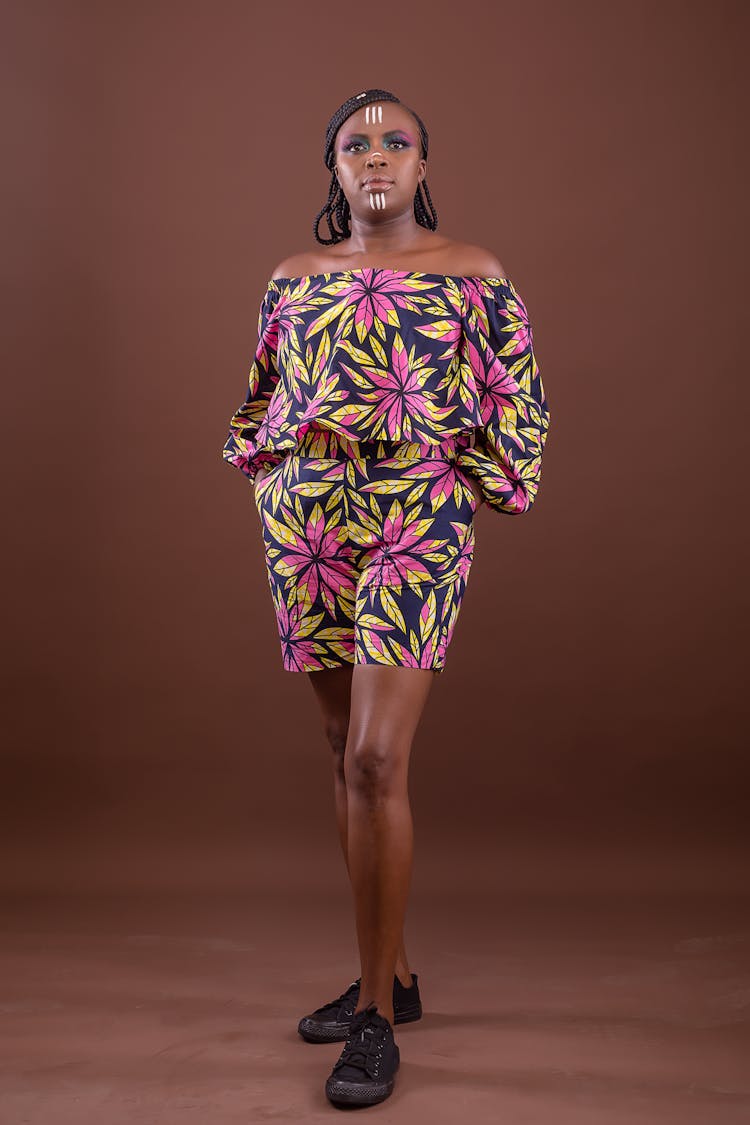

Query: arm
<box><xmin>222</xmin><ymin>280</ymin><xmax>285</xmax><ymax>484</ymax></box>
<box><xmin>455</xmin><ymin>276</ymin><xmax>551</xmax><ymax>515</ymax></box>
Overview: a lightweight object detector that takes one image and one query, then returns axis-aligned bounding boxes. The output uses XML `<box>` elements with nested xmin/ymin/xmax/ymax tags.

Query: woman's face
<box><xmin>333</xmin><ymin>102</ymin><xmax>426</xmax><ymax>220</ymax></box>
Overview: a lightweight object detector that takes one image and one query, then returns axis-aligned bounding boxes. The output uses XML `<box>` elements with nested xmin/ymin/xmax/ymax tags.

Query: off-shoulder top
<box><xmin>221</xmin><ymin>268</ymin><xmax>551</xmax><ymax>515</ymax></box>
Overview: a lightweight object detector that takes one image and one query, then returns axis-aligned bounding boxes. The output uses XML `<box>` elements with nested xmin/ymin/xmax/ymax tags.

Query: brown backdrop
<box><xmin>2</xmin><ymin>0</ymin><xmax>747</xmax><ymax>897</ymax></box>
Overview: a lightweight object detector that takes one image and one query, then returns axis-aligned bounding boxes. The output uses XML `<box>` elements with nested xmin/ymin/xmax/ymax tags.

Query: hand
<box><xmin>253</xmin><ymin>466</ymin><xmax>271</xmax><ymax>494</ymax></box>
<box><xmin>465</xmin><ymin>475</ymin><xmax>483</xmax><ymax>509</ymax></box>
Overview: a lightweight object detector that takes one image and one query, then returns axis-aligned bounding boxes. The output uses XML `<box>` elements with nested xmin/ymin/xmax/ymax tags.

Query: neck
<box><xmin>346</xmin><ymin>210</ymin><xmax>424</xmax><ymax>255</ymax></box>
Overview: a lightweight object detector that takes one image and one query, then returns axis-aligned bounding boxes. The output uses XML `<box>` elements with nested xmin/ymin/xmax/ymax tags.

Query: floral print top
<box><xmin>222</xmin><ymin>268</ymin><xmax>551</xmax><ymax>515</ymax></box>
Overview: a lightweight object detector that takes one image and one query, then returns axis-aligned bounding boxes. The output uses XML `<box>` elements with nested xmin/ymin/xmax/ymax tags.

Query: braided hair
<box><xmin>313</xmin><ymin>88</ymin><xmax>439</xmax><ymax>245</ymax></box>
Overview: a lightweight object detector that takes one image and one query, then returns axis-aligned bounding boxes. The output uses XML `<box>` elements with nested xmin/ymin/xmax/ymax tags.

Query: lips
<box><xmin>362</xmin><ymin>176</ymin><xmax>394</xmax><ymax>188</ymax></box>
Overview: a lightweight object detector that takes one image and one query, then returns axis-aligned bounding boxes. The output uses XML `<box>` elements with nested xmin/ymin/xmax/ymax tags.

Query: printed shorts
<box><xmin>253</xmin><ymin>427</ymin><xmax>480</xmax><ymax>673</ymax></box>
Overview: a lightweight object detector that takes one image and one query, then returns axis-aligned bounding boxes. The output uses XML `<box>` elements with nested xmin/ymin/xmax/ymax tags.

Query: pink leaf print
<box><xmin>366</xmin><ymin>334</ymin><xmax>437</xmax><ymax>437</ymax></box>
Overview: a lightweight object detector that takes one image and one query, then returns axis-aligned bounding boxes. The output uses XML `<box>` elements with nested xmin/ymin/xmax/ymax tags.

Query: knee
<box><xmin>325</xmin><ymin>720</ymin><xmax>348</xmax><ymax>779</ymax></box>
<box><xmin>345</xmin><ymin>737</ymin><xmax>401</xmax><ymax>799</ymax></box>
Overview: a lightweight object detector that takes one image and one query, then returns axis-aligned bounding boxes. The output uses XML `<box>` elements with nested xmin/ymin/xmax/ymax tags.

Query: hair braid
<box><xmin>414</xmin><ymin>178</ymin><xmax>438</xmax><ymax>229</ymax></box>
<box><xmin>313</xmin><ymin>88</ymin><xmax>439</xmax><ymax>245</ymax></box>
<box><xmin>313</xmin><ymin>172</ymin><xmax>346</xmax><ymax>246</ymax></box>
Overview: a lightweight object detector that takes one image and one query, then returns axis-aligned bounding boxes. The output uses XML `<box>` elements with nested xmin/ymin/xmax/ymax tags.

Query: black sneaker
<box><xmin>297</xmin><ymin>972</ymin><xmax>421</xmax><ymax>1043</ymax></box>
<box><xmin>325</xmin><ymin>1003</ymin><xmax>400</xmax><ymax>1107</ymax></box>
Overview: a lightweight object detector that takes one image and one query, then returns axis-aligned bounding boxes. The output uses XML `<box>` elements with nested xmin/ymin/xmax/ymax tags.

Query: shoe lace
<box><xmin>312</xmin><ymin>978</ymin><xmax>360</xmax><ymax>1018</ymax></box>
<box><xmin>333</xmin><ymin>1004</ymin><xmax>389</xmax><ymax>1079</ymax></box>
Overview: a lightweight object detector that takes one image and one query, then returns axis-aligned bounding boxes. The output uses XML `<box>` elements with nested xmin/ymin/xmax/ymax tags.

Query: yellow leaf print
<box><xmin>379</xmin><ymin>586</ymin><xmax>407</xmax><ymax>634</ymax></box>
<box><xmin>497</xmin><ymin>407</ymin><xmax>520</xmax><ymax>446</ymax></box>
<box><xmin>340</xmin><ymin>363</ymin><xmax>375</xmax><ymax>390</ymax></box>
<box><xmin>263</xmin><ymin>512</ymin><xmax>303</xmax><ymax>547</ymax></box>
<box><xmin>357</xmin><ymin>612</ymin><xmax>388</xmax><ymax>630</ymax></box>
<box><xmin>290</xmin><ymin>480</ymin><xmax>335</xmax><ymax>497</ymax></box>
<box><xmin>369</xmin><ymin>335</ymin><xmax>387</xmax><ymax>367</ymax></box>
<box><xmin>506</xmin><ymin>351</ymin><xmax>532</xmax><ymax>391</ymax></box>
<box><xmin>338</xmin><ymin>340</ymin><xmax>372</xmax><ymax>366</ymax></box>
<box><xmin>305</xmin><ymin>298</ymin><xmax>349</xmax><ymax>338</ymax></box>
<box><xmin>419</xmin><ymin>587</ymin><xmax>437</xmax><ymax>642</ymax></box>
<box><xmin>414</xmin><ymin>320</ymin><xmax>458</xmax><ymax>341</ymax></box>
<box><xmin>388</xmin><ymin>639</ymin><xmax>415</xmax><ymax>665</ymax></box>
<box><xmin>361</xmin><ymin>630</ymin><xmax>397</xmax><ymax>663</ymax></box>
<box><xmin>360</xmin><ymin>479</ymin><xmax>412</xmax><ymax>496</ymax></box>
<box><xmin>313</xmin><ymin>329</ymin><xmax>331</xmax><ymax>375</ymax></box>
<box><xmin>294</xmin><ymin>610</ymin><xmax>328</xmax><ymax>638</ymax></box>
<box><xmin>327</xmin><ymin>403</ymin><xmax>375</xmax><ymax>428</ymax></box>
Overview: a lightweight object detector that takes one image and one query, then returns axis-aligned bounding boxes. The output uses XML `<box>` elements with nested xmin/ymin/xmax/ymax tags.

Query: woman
<box><xmin>222</xmin><ymin>88</ymin><xmax>550</xmax><ymax>1108</ymax></box>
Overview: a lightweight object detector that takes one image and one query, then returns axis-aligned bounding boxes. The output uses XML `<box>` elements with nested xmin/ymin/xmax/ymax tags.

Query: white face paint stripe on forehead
<box><xmin>364</xmin><ymin>103</ymin><xmax>384</xmax><ymax>125</ymax></box>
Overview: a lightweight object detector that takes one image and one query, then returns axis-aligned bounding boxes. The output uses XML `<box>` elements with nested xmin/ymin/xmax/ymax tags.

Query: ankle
<box><xmin>394</xmin><ymin>964</ymin><xmax>413</xmax><ymax>989</ymax></box>
<box><xmin>356</xmin><ymin>1000</ymin><xmax>395</xmax><ymax>1026</ymax></box>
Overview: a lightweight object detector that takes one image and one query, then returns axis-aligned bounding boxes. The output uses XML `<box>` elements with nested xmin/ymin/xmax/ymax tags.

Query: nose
<box><xmin>366</xmin><ymin>150</ymin><xmax>387</xmax><ymax>167</ymax></box>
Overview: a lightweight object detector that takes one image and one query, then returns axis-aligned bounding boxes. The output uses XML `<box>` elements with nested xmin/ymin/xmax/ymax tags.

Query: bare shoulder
<box><xmin>270</xmin><ymin>240</ymin><xmax>508</xmax><ymax>281</ymax></box>
<box><xmin>447</xmin><ymin>241</ymin><xmax>508</xmax><ymax>279</ymax></box>
<box><xmin>271</xmin><ymin>249</ymin><xmax>344</xmax><ymax>280</ymax></box>
<box><xmin>271</xmin><ymin>253</ymin><xmax>318</xmax><ymax>281</ymax></box>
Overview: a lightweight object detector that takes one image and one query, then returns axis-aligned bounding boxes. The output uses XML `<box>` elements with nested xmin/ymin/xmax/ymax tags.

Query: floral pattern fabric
<box><xmin>222</xmin><ymin>269</ymin><xmax>550</xmax><ymax>515</ymax></box>
<box><xmin>253</xmin><ymin>428</ymin><xmax>477</xmax><ymax>673</ymax></box>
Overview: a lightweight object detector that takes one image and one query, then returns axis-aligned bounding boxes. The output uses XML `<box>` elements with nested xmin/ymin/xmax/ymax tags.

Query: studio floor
<box><xmin>1</xmin><ymin>875</ymin><xmax>749</xmax><ymax>1124</ymax></box>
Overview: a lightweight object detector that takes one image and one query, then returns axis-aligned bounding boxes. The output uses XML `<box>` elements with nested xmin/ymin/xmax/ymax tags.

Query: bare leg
<box><xmin>307</xmin><ymin>667</ymin><xmax>352</xmax><ymax>863</ymax></box>
<box><xmin>307</xmin><ymin>665</ymin><xmax>415</xmax><ymax>988</ymax></box>
<box><xmin>344</xmin><ymin>664</ymin><xmax>435</xmax><ymax>1025</ymax></box>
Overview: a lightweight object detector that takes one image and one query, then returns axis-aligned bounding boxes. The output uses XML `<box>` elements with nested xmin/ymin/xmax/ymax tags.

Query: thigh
<box><xmin>307</xmin><ymin>665</ymin><xmax>354</xmax><ymax>737</ymax></box>
<box><xmin>346</xmin><ymin>664</ymin><xmax>436</xmax><ymax>780</ymax></box>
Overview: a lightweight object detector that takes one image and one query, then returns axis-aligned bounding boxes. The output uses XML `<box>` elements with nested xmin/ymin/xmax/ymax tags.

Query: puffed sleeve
<box><xmin>221</xmin><ymin>279</ymin><xmax>286</xmax><ymax>483</ymax></box>
<box><xmin>455</xmin><ymin>277</ymin><xmax>551</xmax><ymax>514</ymax></box>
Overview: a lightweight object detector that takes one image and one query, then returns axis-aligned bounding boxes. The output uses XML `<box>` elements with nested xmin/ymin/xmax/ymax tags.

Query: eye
<box><xmin>341</xmin><ymin>137</ymin><xmax>410</xmax><ymax>153</ymax></box>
